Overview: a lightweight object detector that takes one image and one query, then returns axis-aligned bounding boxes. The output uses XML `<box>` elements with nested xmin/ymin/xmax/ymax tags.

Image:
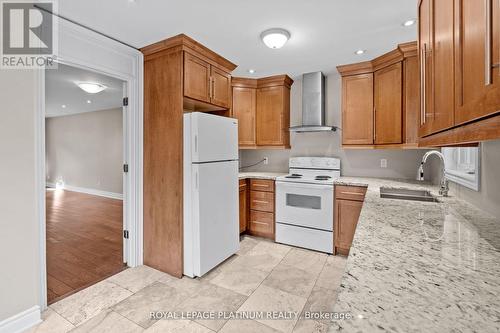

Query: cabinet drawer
<box><xmin>335</xmin><ymin>185</ymin><xmax>367</xmax><ymax>201</ymax></box>
<box><xmin>248</xmin><ymin>210</ymin><xmax>274</xmax><ymax>238</ymax></box>
<box><xmin>249</xmin><ymin>179</ymin><xmax>274</xmax><ymax>192</ymax></box>
<box><xmin>250</xmin><ymin>191</ymin><xmax>274</xmax><ymax>212</ymax></box>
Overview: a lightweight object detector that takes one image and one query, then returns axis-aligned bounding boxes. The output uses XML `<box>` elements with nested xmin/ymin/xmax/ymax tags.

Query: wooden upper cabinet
<box><xmin>256</xmin><ymin>86</ymin><xmax>287</xmax><ymax>146</ymax></box>
<box><xmin>418</xmin><ymin>0</ymin><xmax>433</xmax><ymax>137</ymax></box>
<box><xmin>455</xmin><ymin>0</ymin><xmax>500</xmax><ymax>124</ymax></box>
<box><xmin>232</xmin><ymin>86</ymin><xmax>256</xmax><ymax>146</ymax></box>
<box><xmin>211</xmin><ymin>66</ymin><xmax>231</xmax><ymax>108</ymax></box>
<box><xmin>374</xmin><ymin>62</ymin><xmax>402</xmax><ymax>144</ymax></box>
<box><xmin>417</xmin><ymin>0</ymin><xmax>500</xmax><ymax>146</ymax></box>
<box><xmin>403</xmin><ymin>56</ymin><xmax>420</xmax><ymax>146</ymax></box>
<box><xmin>342</xmin><ymin>74</ymin><xmax>374</xmax><ymax>145</ymax></box>
<box><xmin>233</xmin><ymin>75</ymin><xmax>292</xmax><ymax>149</ymax></box>
<box><xmin>432</xmin><ymin>0</ymin><xmax>455</xmax><ymax>132</ymax></box>
<box><xmin>338</xmin><ymin>42</ymin><xmax>419</xmax><ymax>148</ymax></box>
<box><xmin>184</xmin><ymin>53</ymin><xmax>211</xmax><ymax>103</ymax></box>
<box><xmin>183</xmin><ymin>51</ymin><xmax>234</xmax><ymax>111</ymax></box>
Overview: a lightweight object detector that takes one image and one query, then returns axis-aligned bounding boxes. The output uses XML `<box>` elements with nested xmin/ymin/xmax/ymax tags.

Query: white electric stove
<box><xmin>275</xmin><ymin>157</ymin><xmax>340</xmax><ymax>254</ymax></box>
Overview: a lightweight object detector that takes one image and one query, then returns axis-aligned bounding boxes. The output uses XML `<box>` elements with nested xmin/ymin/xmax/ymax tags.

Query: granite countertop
<box><xmin>330</xmin><ymin>177</ymin><xmax>500</xmax><ymax>333</ymax></box>
<box><xmin>238</xmin><ymin>172</ymin><xmax>287</xmax><ymax>180</ymax></box>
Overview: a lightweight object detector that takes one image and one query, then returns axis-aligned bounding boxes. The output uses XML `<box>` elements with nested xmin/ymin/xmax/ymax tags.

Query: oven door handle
<box><xmin>276</xmin><ymin>182</ymin><xmax>333</xmax><ymax>191</ymax></box>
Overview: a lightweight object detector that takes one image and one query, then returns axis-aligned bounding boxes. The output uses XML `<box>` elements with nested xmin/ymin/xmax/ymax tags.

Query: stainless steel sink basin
<box><xmin>380</xmin><ymin>187</ymin><xmax>439</xmax><ymax>202</ymax></box>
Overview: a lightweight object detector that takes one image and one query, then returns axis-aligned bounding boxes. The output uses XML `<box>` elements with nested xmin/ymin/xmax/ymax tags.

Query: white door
<box><xmin>192</xmin><ymin>160</ymin><xmax>239</xmax><ymax>276</ymax></box>
<box><xmin>275</xmin><ymin>182</ymin><xmax>334</xmax><ymax>231</ymax></box>
<box><xmin>189</xmin><ymin>112</ymin><xmax>238</xmax><ymax>163</ymax></box>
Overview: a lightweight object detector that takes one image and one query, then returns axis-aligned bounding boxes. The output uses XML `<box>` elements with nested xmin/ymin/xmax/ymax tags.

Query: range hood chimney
<box><xmin>289</xmin><ymin>72</ymin><xmax>338</xmax><ymax>133</ymax></box>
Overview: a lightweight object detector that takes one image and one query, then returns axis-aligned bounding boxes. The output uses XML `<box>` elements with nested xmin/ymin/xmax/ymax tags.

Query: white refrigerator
<box><xmin>183</xmin><ymin>112</ymin><xmax>240</xmax><ymax>277</ymax></box>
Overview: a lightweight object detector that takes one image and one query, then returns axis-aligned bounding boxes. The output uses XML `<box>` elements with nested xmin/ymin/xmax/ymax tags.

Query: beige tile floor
<box><xmin>25</xmin><ymin>236</ymin><xmax>347</xmax><ymax>333</ymax></box>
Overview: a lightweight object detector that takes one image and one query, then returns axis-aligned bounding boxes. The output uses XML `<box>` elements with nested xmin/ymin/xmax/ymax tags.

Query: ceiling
<box><xmin>54</xmin><ymin>0</ymin><xmax>418</xmax><ymax>78</ymax></box>
<box><xmin>45</xmin><ymin>64</ymin><xmax>124</xmax><ymax>117</ymax></box>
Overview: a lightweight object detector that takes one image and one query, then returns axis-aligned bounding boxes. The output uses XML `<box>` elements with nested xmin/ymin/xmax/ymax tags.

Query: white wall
<box><xmin>45</xmin><ymin>108</ymin><xmax>123</xmax><ymax>194</ymax></box>
<box><xmin>448</xmin><ymin>140</ymin><xmax>500</xmax><ymax>219</ymax></box>
<box><xmin>240</xmin><ymin>73</ymin><xmax>437</xmax><ymax>180</ymax></box>
<box><xmin>0</xmin><ymin>70</ymin><xmax>40</xmax><ymax>320</ymax></box>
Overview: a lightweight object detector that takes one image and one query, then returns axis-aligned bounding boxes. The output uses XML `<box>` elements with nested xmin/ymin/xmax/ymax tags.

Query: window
<box><xmin>442</xmin><ymin>146</ymin><xmax>481</xmax><ymax>191</ymax></box>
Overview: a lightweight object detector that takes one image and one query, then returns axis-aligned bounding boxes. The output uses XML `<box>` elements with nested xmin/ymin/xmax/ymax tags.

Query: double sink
<box><xmin>380</xmin><ymin>187</ymin><xmax>439</xmax><ymax>203</ymax></box>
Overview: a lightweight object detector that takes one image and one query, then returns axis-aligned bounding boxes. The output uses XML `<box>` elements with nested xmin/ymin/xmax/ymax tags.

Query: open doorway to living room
<box><xmin>45</xmin><ymin>63</ymin><xmax>127</xmax><ymax>304</ymax></box>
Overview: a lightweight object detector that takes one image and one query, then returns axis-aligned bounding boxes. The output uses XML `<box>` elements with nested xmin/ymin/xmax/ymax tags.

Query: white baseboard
<box><xmin>46</xmin><ymin>182</ymin><xmax>123</xmax><ymax>200</ymax></box>
<box><xmin>0</xmin><ymin>306</ymin><xmax>41</xmax><ymax>333</ymax></box>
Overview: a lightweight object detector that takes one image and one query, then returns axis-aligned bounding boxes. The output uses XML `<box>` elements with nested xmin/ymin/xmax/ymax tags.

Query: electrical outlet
<box><xmin>263</xmin><ymin>157</ymin><xmax>269</xmax><ymax>165</ymax></box>
<box><xmin>380</xmin><ymin>159</ymin><xmax>388</xmax><ymax>168</ymax></box>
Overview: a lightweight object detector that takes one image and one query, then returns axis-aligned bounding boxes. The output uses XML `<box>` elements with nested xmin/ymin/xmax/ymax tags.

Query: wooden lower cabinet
<box><xmin>248</xmin><ymin>210</ymin><xmax>274</xmax><ymax>239</ymax></box>
<box><xmin>239</xmin><ymin>179</ymin><xmax>247</xmax><ymax>234</ymax></box>
<box><xmin>238</xmin><ymin>179</ymin><xmax>275</xmax><ymax>240</ymax></box>
<box><xmin>334</xmin><ymin>185</ymin><xmax>367</xmax><ymax>255</ymax></box>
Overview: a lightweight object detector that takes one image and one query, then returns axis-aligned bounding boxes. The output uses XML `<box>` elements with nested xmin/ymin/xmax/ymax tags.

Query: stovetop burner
<box><xmin>285</xmin><ymin>174</ymin><xmax>302</xmax><ymax>179</ymax></box>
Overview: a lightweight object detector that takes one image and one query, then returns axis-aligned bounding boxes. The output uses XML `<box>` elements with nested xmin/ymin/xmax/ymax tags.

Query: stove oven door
<box><xmin>275</xmin><ymin>181</ymin><xmax>334</xmax><ymax>231</ymax></box>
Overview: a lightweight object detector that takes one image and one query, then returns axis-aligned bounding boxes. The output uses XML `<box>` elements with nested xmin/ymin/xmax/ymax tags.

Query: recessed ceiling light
<box><xmin>260</xmin><ymin>28</ymin><xmax>291</xmax><ymax>49</ymax></box>
<box><xmin>76</xmin><ymin>82</ymin><xmax>107</xmax><ymax>94</ymax></box>
<box><xmin>403</xmin><ymin>19</ymin><xmax>416</xmax><ymax>27</ymax></box>
<box><xmin>61</xmin><ymin>104</ymin><xmax>66</xmax><ymax>108</ymax></box>
<box><xmin>86</xmin><ymin>100</ymin><xmax>92</xmax><ymax>104</ymax></box>
<box><xmin>355</xmin><ymin>50</ymin><xmax>366</xmax><ymax>55</ymax></box>
<box><xmin>248</xmin><ymin>69</ymin><xmax>256</xmax><ymax>74</ymax></box>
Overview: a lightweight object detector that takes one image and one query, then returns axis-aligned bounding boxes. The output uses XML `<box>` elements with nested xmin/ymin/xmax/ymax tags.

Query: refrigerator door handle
<box><xmin>194</xmin><ymin>135</ymin><xmax>198</xmax><ymax>153</ymax></box>
<box><xmin>195</xmin><ymin>171</ymin><xmax>199</xmax><ymax>190</ymax></box>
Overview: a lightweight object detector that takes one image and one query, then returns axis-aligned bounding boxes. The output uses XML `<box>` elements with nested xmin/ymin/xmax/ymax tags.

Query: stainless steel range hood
<box><xmin>289</xmin><ymin>72</ymin><xmax>338</xmax><ymax>133</ymax></box>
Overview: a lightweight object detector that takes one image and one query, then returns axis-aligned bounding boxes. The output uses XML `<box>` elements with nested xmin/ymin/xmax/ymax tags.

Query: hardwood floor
<box><xmin>46</xmin><ymin>189</ymin><xmax>125</xmax><ymax>304</ymax></box>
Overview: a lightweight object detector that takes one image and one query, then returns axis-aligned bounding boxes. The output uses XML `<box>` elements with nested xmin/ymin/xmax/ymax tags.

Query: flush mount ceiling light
<box><xmin>248</xmin><ymin>69</ymin><xmax>256</xmax><ymax>74</ymax></box>
<box><xmin>355</xmin><ymin>49</ymin><xmax>366</xmax><ymax>55</ymax></box>
<box><xmin>260</xmin><ymin>28</ymin><xmax>291</xmax><ymax>49</ymax></box>
<box><xmin>76</xmin><ymin>82</ymin><xmax>107</xmax><ymax>94</ymax></box>
<box><xmin>403</xmin><ymin>19</ymin><xmax>416</xmax><ymax>27</ymax></box>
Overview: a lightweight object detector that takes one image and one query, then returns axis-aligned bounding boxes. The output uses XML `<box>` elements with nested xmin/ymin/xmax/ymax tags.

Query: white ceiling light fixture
<box><xmin>403</xmin><ymin>19</ymin><xmax>416</xmax><ymax>27</ymax></box>
<box><xmin>260</xmin><ymin>28</ymin><xmax>291</xmax><ymax>49</ymax></box>
<box><xmin>61</xmin><ymin>104</ymin><xmax>66</xmax><ymax>108</ymax></box>
<box><xmin>86</xmin><ymin>100</ymin><xmax>92</xmax><ymax>104</ymax></box>
<box><xmin>76</xmin><ymin>82</ymin><xmax>107</xmax><ymax>94</ymax></box>
<box><xmin>355</xmin><ymin>49</ymin><xmax>366</xmax><ymax>55</ymax></box>
<box><xmin>248</xmin><ymin>69</ymin><xmax>256</xmax><ymax>74</ymax></box>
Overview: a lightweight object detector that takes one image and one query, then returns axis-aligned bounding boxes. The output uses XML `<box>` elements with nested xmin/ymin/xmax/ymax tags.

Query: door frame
<box><xmin>35</xmin><ymin>16</ymin><xmax>144</xmax><ymax>310</ymax></box>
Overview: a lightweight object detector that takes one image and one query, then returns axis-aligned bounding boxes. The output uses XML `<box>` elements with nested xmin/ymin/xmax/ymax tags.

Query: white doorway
<box><xmin>44</xmin><ymin>63</ymin><xmax>128</xmax><ymax>303</ymax></box>
<box><xmin>35</xmin><ymin>16</ymin><xmax>143</xmax><ymax>310</ymax></box>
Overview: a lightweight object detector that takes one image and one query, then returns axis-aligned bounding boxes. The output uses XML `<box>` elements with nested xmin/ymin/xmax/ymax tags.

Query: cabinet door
<box><xmin>341</xmin><ymin>74</ymin><xmax>374</xmax><ymax>145</ymax></box>
<box><xmin>432</xmin><ymin>0</ymin><xmax>455</xmax><ymax>132</ymax></box>
<box><xmin>248</xmin><ymin>210</ymin><xmax>274</xmax><ymax>239</ymax></box>
<box><xmin>419</xmin><ymin>0</ymin><xmax>434</xmax><ymax>137</ymax></box>
<box><xmin>232</xmin><ymin>87</ymin><xmax>256</xmax><ymax>146</ymax></box>
<box><xmin>211</xmin><ymin>67</ymin><xmax>231</xmax><ymax>108</ymax></box>
<box><xmin>455</xmin><ymin>0</ymin><xmax>500</xmax><ymax>124</ymax></box>
<box><xmin>184</xmin><ymin>53</ymin><xmax>210</xmax><ymax>103</ymax></box>
<box><xmin>256</xmin><ymin>86</ymin><xmax>286</xmax><ymax>146</ymax></box>
<box><xmin>403</xmin><ymin>56</ymin><xmax>421</xmax><ymax>145</ymax></box>
<box><xmin>334</xmin><ymin>199</ymin><xmax>363</xmax><ymax>252</ymax></box>
<box><xmin>374</xmin><ymin>62</ymin><xmax>403</xmax><ymax>144</ymax></box>
<box><xmin>239</xmin><ymin>180</ymin><xmax>247</xmax><ymax>233</ymax></box>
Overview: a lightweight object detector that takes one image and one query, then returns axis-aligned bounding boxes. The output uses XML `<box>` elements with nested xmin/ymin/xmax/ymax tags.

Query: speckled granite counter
<box><xmin>330</xmin><ymin>177</ymin><xmax>500</xmax><ymax>333</ymax></box>
<box><xmin>238</xmin><ymin>172</ymin><xmax>286</xmax><ymax>180</ymax></box>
